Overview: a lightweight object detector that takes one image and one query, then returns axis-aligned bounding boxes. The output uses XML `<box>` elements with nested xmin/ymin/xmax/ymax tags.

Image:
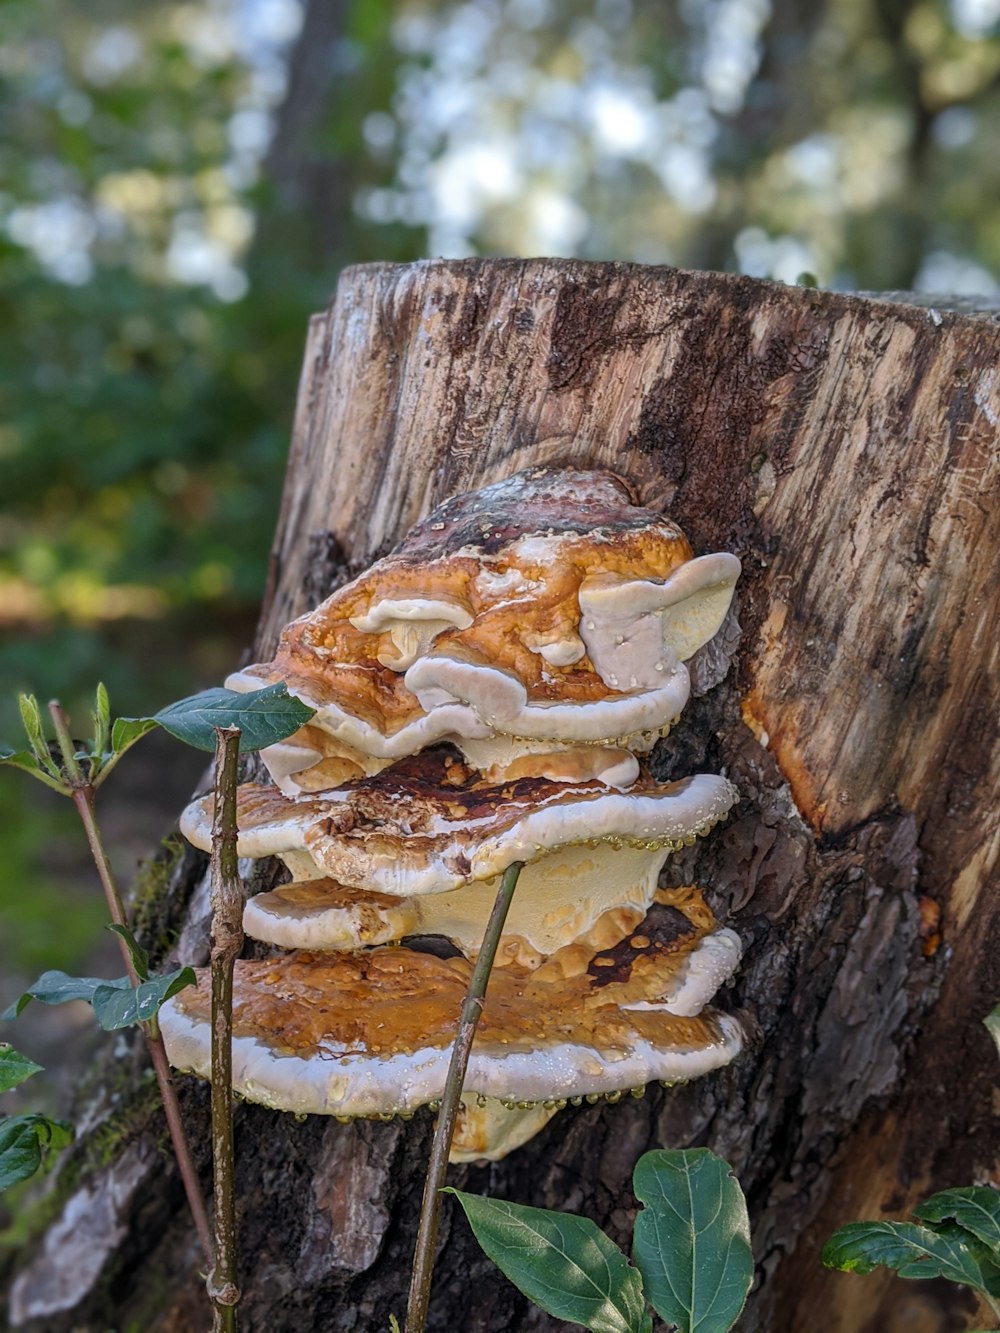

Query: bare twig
<box><xmin>405</xmin><ymin>861</ymin><xmax>524</xmax><ymax>1333</ymax></box>
<box><xmin>207</xmin><ymin>726</ymin><xmax>244</xmax><ymax>1332</ymax></box>
<box><xmin>47</xmin><ymin>700</ymin><xmax>215</xmax><ymax>1269</ymax></box>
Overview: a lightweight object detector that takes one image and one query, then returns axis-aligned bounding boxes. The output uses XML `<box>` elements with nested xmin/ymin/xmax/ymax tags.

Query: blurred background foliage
<box><xmin>1</xmin><ymin>0</ymin><xmax>998</xmax><ymax>978</ymax></box>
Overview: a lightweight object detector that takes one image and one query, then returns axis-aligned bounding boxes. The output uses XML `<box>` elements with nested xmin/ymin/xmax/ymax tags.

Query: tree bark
<box><xmin>5</xmin><ymin>259</ymin><xmax>999</xmax><ymax>1333</ymax></box>
<box><xmin>251</xmin><ymin>0</ymin><xmax>352</xmax><ymax>272</ymax></box>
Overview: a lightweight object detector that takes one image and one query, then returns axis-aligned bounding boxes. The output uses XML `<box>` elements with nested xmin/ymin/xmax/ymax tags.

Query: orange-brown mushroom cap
<box><xmin>227</xmin><ymin>468</ymin><xmax>740</xmax><ymax>785</ymax></box>
<box><xmin>181</xmin><ymin>748</ymin><xmax>739</xmax><ymax>896</ymax></box>
<box><xmin>181</xmin><ymin>751</ymin><xmax>738</xmax><ymax>960</ymax></box>
<box><xmin>159</xmin><ymin>891</ymin><xmax>744</xmax><ymax>1134</ymax></box>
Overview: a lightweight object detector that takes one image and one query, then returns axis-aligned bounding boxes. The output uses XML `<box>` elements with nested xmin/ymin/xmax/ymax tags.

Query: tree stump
<box><xmin>6</xmin><ymin>259</ymin><xmax>999</xmax><ymax>1333</ymax></box>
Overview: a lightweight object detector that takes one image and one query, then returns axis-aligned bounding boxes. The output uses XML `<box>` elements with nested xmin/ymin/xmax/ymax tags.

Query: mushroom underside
<box><xmin>227</xmin><ymin>660</ymin><xmax>693</xmax><ymax>763</ymax></box>
<box><xmin>451</xmin><ymin>1100</ymin><xmax>563</xmax><ymax>1162</ymax></box>
<box><xmin>262</xmin><ymin>732</ymin><xmax>649</xmax><ymax>796</ymax></box>
<box><xmin>242</xmin><ymin>865</ymin><xmax>727</xmax><ymax>976</ymax></box>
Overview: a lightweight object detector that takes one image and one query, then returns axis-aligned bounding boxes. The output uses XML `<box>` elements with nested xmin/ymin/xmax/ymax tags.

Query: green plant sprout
<box><xmin>0</xmin><ymin>1043</ymin><xmax>72</xmax><ymax>1193</ymax></box>
<box><xmin>822</xmin><ymin>1005</ymin><xmax>1000</xmax><ymax>1330</ymax></box>
<box><xmin>448</xmin><ymin>1147</ymin><xmax>754</xmax><ymax>1333</ymax></box>
<box><xmin>1</xmin><ymin>680</ymin><xmax>314</xmax><ymax>1329</ymax></box>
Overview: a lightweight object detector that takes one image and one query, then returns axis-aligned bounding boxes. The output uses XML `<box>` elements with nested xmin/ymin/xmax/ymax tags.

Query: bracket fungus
<box><xmin>160</xmin><ymin>466</ymin><xmax>747</xmax><ymax>1160</ymax></box>
<box><xmin>163</xmin><ymin>889</ymin><xmax>742</xmax><ymax>1159</ymax></box>
<box><xmin>180</xmin><ymin>751</ymin><xmax>737</xmax><ymax>963</ymax></box>
<box><xmin>224</xmin><ymin>467</ymin><xmax>740</xmax><ymax>791</ymax></box>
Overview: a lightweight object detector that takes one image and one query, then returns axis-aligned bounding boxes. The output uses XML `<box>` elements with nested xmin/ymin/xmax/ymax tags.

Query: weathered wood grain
<box><xmin>6</xmin><ymin>259</ymin><xmax>998</xmax><ymax>1333</ymax></box>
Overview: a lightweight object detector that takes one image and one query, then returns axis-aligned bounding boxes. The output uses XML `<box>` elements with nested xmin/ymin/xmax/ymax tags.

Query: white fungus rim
<box><xmin>159</xmin><ymin>1003</ymin><xmax>744</xmax><ymax>1118</ymax></box>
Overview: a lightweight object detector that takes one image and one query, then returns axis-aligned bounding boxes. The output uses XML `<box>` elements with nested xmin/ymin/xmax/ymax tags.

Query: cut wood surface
<box><xmin>6</xmin><ymin>259</ymin><xmax>999</xmax><ymax>1333</ymax></box>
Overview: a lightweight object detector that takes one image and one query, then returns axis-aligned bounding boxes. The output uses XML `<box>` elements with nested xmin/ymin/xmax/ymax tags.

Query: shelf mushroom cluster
<box><xmin>160</xmin><ymin>467</ymin><xmax>747</xmax><ymax>1159</ymax></box>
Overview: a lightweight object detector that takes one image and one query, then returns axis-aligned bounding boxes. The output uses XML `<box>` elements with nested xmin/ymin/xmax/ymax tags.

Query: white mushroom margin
<box><xmin>159</xmin><ymin>1004</ymin><xmax>745</xmax><ymax>1120</ymax></box>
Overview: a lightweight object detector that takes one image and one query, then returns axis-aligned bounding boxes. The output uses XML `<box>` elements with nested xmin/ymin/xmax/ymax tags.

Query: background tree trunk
<box><xmin>6</xmin><ymin>259</ymin><xmax>999</xmax><ymax>1333</ymax></box>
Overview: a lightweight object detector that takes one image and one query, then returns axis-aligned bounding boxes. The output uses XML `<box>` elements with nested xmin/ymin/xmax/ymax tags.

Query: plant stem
<box><xmin>47</xmin><ymin>699</ymin><xmax>83</xmax><ymax>785</ymax></box>
<box><xmin>405</xmin><ymin>861</ymin><xmax>523</xmax><ymax>1333</ymax></box>
<box><xmin>47</xmin><ymin>700</ymin><xmax>215</xmax><ymax>1269</ymax></box>
<box><xmin>72</xmin><ymin>788</ymin><xmax>135</xmax><ymax>966</ymax></box>
<box><xmin>207</xmin><ymin>727</ymin><xmax>243</xmax><ymax>1332</ymax></box>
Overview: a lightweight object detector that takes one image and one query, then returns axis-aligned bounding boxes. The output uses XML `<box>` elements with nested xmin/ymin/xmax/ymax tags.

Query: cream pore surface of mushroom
<box><xmin>179</xmin><ymin>748</ymin><xmax>738</xmax><ymax>963</ymax></box>
<box><xmin>160</xmin><ymin>465</ymin><xmax>747</xmax><ymax>1159</ymax></box>
<box><xmin>225</xmin><ymin>466</ymin><xmax>740</xmax><ymax>792</ymax></box>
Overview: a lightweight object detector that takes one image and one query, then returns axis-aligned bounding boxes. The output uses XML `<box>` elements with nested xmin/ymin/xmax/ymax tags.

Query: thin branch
<box><xmin>71</xmin><ymin>788</ymin><xmax>137</xmax><ymax>972</ymax></box>
<box><xmin>405</xmin><ymin>860</ymin><xmax>524</xmax><ymax>1333</ymax></box>
<box><xmin>207</xmin><ymin>726</ymin><xmax>244</xmax><ymax>1332</ymax></box>
<box><xmin>47</xmin><ymin>699</ymin><xmax>215</xmax><ymax>1269</ymax></box>
<box><xmin>47</xmin><ymin>699</ymin><xmax>83</xmax><ymax>785</ymax></box>
<box><xmin>144</xmin><ymin>1026</ymin><xmax>216</xmax><ymax>1266</ymax></box>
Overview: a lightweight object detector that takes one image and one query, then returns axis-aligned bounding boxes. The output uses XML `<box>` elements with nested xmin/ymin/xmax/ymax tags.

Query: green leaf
<box><xmin>0</xmin><ymin>1118</ymin><xmax>42</xmax><ymax>1191</ymax></box>
<box><xmin>0</xmin><ymin>745</ymin><xmax>68</xmax><ymax>794</ymax></box>
<box><xmin>915</xmin><ymin>1189</ymin><xmax>1000</xmax><ymax>1263</ymax></box>
<box><xmin>0</xmin><ymin>1114</ymin><xmax>73</xmax><ymax>1191</ymax></box>
<box><xmin>446</xmin><ymin>1188</ymin><xmax>648</xmax><ymax>1333</ymax></box>
<box><xmin>89</xmin><ymin>683</ymin><xmax>111</xmax><ymax>779</ymax></box>
<box><xmin>17</xmin><ymin>694</ymin><xmax>56</xmax><ymax>775</ymax></box>
<box><xmin>110</xmin><ymin>716</ymin><xmax>159</xmax><ymax>757</ymax></box>
<box><xmin>91</xmin><ymin>716</ymin><xmax>161</xmax><ymax>787</ymax></box>
<box><xmin>4</xmin><ymin>965</ymin><xmax>195</xmax><ymax>1030</ymax></box>
<box><xmin>984</xmin><ymin>1006</ymin><xmax>1000</xmax><ymax>1062</ymax></box>
<box><xmin>90</xmin><ymin>967</ymin><xmax>195</xmax><ymax>1031</ymax></box>
<box><xmin>0</xmin><ymin>1044</ymin><xmax>43</xmax><ymax>1093</ymax></box>
<box><xmin>822</xmin><ymin>1219</ymin><xmax>1000</xmax><ymax>1298</ymax></box>
<box><xmin>93</xmin><ymin>683</ymin><xmax>110</xmax><ymax>747</ymax></box>
<box><xmin>0</xmin><ymin>747</ymin><xmax>41</xmax><ymax>777</ymax></box>
<box><xmin>44</xmin><ymin>1119</ymin><xmax>73</xmax><ymax>1151</ymax></box>
<box><xmin>3</xmin><ymin>970</ymin><xmax>107</xmax><ymax>1020</ymax></box>
<box><xmin>152</xmin><ymin>682</ymin><xmax>314</xmax><ymax>753</ymax></box>
<box><xmin>106</xmin><ymin>924</ymin><xmax>150</xmax><ymax>981</ymax></box>
<box><xmin>1</xmin><ymin>745</ymin><xmax>35</xmax><ymax>770</ymax></box>
<box><xmin>631</xmin><ymin>1149</ymin><xmax>753</xmax><ymax>1333</ymax></box>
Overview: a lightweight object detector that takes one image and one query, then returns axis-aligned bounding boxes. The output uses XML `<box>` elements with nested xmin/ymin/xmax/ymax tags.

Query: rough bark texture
<box><xmin>5</xmin><ymin>259</ymin><xmax>999</xmax><ymax>1333</ymax></box>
